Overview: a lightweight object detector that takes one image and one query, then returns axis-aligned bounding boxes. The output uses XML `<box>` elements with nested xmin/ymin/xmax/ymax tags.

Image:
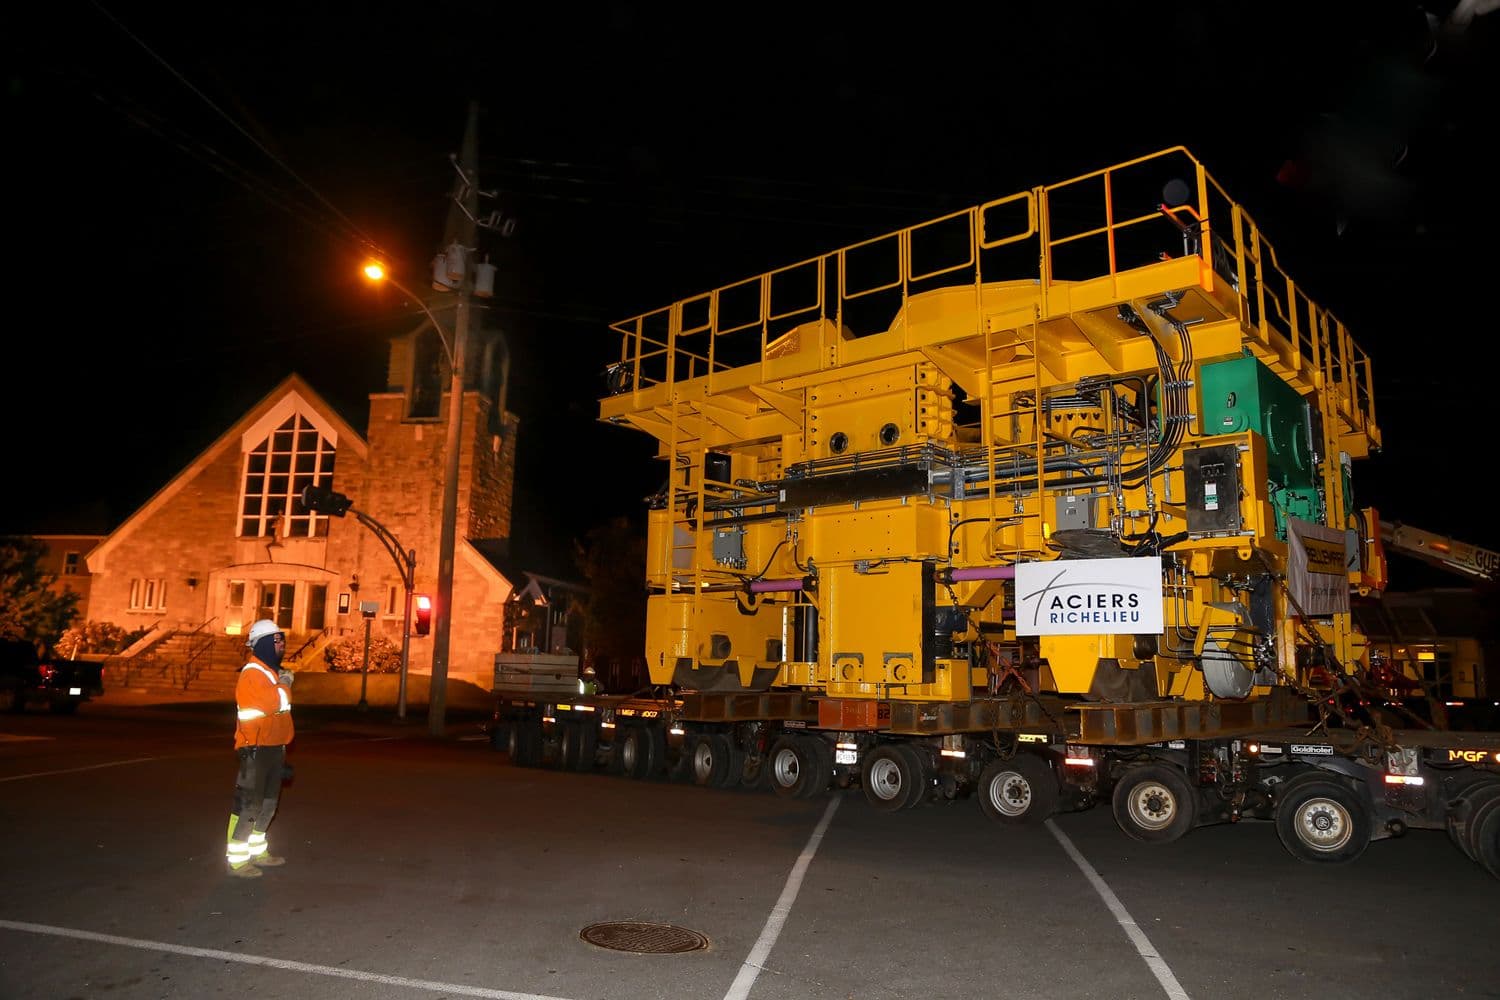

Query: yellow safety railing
<box><xmin>606</xmin><ymin>147</ymin><xmax>1378</xmax><ymax>449</ymax></box>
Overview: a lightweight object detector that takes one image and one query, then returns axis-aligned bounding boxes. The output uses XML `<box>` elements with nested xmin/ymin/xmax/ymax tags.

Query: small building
<box><xmin>34</xmin><ymin>534</ymin><xmax>105</xmax><ymax>621</ymax></box>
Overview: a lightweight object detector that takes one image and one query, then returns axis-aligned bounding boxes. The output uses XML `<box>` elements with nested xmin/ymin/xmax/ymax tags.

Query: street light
<box><xmin>360</xmin><ymin>100</ymin><xmax>488</xmax><ymax>738</ymax></box>
<box><xmin>361</xmin><ymin>256</ymin><xmax>468</xmax><ymax>737</ymax></box>
<box><xmin>362</xmin><ymin>265</ymin><xmax>457</xmax><ymax>370</ymax></box>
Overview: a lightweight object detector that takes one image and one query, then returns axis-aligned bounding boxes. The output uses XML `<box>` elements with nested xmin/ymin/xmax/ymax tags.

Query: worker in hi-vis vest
<box><xmin>226</xmin><ymin>618</ymin><xmax>295</xmax><ymax>878</ymax></box>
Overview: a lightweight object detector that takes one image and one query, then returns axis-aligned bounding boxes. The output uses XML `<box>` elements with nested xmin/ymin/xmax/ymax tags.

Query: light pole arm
<box><xmin>347</xmin><ymin>505</ymin><xmax>417</xmax><ymax>720</ymax></box>
<box><xmin>379</xmin><ymin>274</ymin><xmax>456</xmax><ymax>370</ymax></box>
<box><xmin>351</xmin><ymin>508</ymin><xmax>416</xmax><ymax>588</ymax></box>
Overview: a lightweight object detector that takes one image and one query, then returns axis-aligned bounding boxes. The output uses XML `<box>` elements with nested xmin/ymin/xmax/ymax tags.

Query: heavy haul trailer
<box><xmin>492</xmin><ymin>147</ymin><xmax>1500</xmax><ymax>874</ymax></box>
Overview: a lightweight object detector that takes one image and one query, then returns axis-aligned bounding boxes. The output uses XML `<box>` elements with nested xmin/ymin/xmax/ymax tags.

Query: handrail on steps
<box><xmin>287</xmin><ymin>626</ymin><xmax>333</xmax><ymax>666</ymax></box>
<box><xmin>178</xmin><ymin>616</ymin><xmax>220</xmax><ymax>690</ymax></box>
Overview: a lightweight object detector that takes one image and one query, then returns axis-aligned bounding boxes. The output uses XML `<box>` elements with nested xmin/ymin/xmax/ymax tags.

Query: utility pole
<box><xmin>429</xmin><ymin>101</ymin><xmax>480</xmax><ymax>738</ymax></box>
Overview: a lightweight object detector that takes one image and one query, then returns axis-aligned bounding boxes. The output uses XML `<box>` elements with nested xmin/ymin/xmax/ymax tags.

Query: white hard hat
<box><xmin>246</xmin><ymin>619</ymin><xmax>283</xmax><ymax>646</ymax></box>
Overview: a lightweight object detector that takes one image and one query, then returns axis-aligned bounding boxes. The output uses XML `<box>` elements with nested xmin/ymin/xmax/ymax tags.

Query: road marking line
<box><xmin>0</xmin><ymin>757</ymin><xmax>158</xmax><ymax>783</ymax></box>
<box><xmin>0</xmin><ymin>733</ymin><xmax>53</xmax><ymax>742</ymax></box>
<box><xmin>0</xmin><ymin>919</ymin><xmax>576</xmax><ymax>1000</ymax></box>
<box><xmin>1046</xmin><ymin>820</ymin><xmax>1190</xmax><ymax>1000</ymax></box>
<box><xmin>723</xmin><ymin>794</ymin><xmax>841</xmax><ymax>1000</ymax></box>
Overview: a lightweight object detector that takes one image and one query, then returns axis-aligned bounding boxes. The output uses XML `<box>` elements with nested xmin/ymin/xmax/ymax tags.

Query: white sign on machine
<box><xmin>1014</xmin><ymin>556</ymin><xmax>1165</xmax><ymax>636</ymax></box>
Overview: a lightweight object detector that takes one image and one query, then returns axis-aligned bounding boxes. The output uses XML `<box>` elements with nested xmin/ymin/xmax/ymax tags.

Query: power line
<box><xmin>89</xmin><ymin>1</ymin><xmax>384</xmax><ymax>257</ymax></box>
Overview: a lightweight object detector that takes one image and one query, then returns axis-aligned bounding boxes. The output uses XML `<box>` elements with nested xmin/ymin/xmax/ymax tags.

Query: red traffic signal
<box><xmin>414</xmin><ymin>594</ymin><xmax>432</xmax><ymax>636</ymax></box>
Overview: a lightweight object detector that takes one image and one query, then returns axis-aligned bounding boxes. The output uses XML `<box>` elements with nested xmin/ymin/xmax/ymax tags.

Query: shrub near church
<box><xmin>324</xmin><ymin>634</ymin><xmax>400</xmax><ymax>673</ymax></box>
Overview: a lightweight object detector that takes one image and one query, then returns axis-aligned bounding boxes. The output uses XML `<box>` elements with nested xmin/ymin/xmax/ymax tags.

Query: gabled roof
<box><xmin>88</xmin><ymin>374</ymin><xmax>368</xmax><ymax>572</ymax></box>
<box><xmin>469</xmin><ymin>537</ymin><xmax>587</xmax><ymax>601</ymax></box>
<box><xmin>460</xmin><ymin>537</ymin><xmax>514</xmax><ymax>593</ymax></box>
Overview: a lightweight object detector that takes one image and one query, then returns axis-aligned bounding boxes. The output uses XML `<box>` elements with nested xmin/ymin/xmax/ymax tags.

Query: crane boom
<box><xmin>1380</xmin><ymin>521</ymin><xmax>1500</xmax><ymax>582</ymax></box>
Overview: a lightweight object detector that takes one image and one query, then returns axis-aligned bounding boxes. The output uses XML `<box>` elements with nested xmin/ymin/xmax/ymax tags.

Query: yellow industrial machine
<box><xmin>600</xmin><ymin>146</ymin><xmax>1380</xmax><ymax>712</ymax></box>
<box><xmin>495</xmin><ymin>147</ymin><xmax>1500</xmax><ymax>874</ymax></box>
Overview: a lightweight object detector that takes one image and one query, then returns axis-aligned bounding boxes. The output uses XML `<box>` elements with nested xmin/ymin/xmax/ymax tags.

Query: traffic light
<box><xmin>414</xmin><ymin>594</ymin><xmax>432</xmax><ymax>635</ymax></box>
<box><xmin>300</xmin><ymin>484</ymin><xmax>353</xmax><ymax>517</ymax></box>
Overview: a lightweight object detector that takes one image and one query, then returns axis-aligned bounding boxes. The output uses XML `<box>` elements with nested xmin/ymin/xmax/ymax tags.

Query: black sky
<box><xmin>5</xmin><ymin>2</ymin><xmax>1498</xmax><ymax>587</ymax></box>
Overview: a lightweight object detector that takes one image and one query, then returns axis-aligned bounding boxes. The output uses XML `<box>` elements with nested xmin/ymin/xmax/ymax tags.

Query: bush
<box><xmin>55</xmin><ymin>620</ymin><xmax>147</xmax><ymax>658</ymax></box>
<box><xmin>324</xmin><ymin>634</ymin><xmax>401</xmax><ymax>673</ymax></box>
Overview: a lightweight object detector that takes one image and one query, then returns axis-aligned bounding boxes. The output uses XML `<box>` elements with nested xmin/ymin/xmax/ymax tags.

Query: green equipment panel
<box><xmin>1199</xmin><ymin>354</ymin><xmax>1315</xmax><ymax>490</ymax></box>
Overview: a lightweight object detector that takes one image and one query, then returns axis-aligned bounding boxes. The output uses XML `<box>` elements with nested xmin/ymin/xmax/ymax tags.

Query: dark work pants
<box><xmin>227</xmin><ymin>745</ymin><xmax>285</xmax><ymax>861</ymax></box>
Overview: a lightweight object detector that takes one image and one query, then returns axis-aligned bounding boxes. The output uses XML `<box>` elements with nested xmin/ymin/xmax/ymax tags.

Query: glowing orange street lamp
<box><xmin>361</xmin><ymin>254</ymin><xmax>469</xmax><ymax>737</ymax></box>
<box><xmin>362</xmin><ymin>260</ymin><xmax>455</xmax><ymax>369</ymax></box>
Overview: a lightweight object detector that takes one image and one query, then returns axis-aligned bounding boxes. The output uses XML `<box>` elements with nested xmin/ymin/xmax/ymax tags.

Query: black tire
<box><xmin>488</xmin><ymin>720</ymin><xmax>509</xmax><ymax>752</ymax></box>
<box><xmin>795</xmin><ymin>735</ymin><xmax>832</xmax><ymax>799</ymax></box>
<box><xmin>1111</xmin><ymin>764</ymin><xmax>1196</xmax><ymax>843</ymax></box>
<box><xmin>1446</xmin><ymin>782</ymin><xmax>1499</xmax><ymax>861</ymax></box>
<box><xmin>691</xmin><ymin>733</ymin><xmax>734</xmax><ymax>787</ymax></box>
<box><xmin>572</xmin><ymin>722</ymin><xmax>598</xmax><ymax>773</ymax></box>
<box><xmin>1274</xmin><ymin>778</ymin><xmax>1372</xmax><ymax>865</ymax></box>
<box><xmin>717</xmin><ymin>745</ymin><xmax>747</xmax><ymax>789</ymax></box>
<box><xmin>896</xmin><ymin>744</ymin><xmax>933</xmax><ymax>808</ymax></box>
<box><xmin>860</xmin><ymin>744</ymin><xmax>927</xmax><ymax>811</ymax></box>
<box><xmin>767</xmin><ymin>735</ymin><xmax>829</xmax><ymax>799</ymax></box>
<box><xmin>667</xmin><ymin>738</ymin><xmax>694</xmax><ymax>783</ymax></box>
<box><xmin>1471</xmin><ymin>793</ymin><xmax>1500</xmax><ymax>879</ymax></box>
<box><xmin>861</xmin><ymin>745</ymin><xmax>913</xmax><ymax>811</ymax></box>
<box><xmin>767</xmin><ymin>736</ymin><xmax>806</xmax><ymax>798</ymax></box>
<box><xmin>620</xmin><ymin>725</ymin><xmax>663</xmax><ymax>780</ymax></box>
<box><xmin>508</xmin><ymin>717</ymin><xmax>543</xmax><ymax>767</ymax></box>
<box><xmin>739</xmin><ymin>751</ymin><xmax>771</xmax><ymax>791</ymax></box>
<box><xmin>556</xmin><ymin>722</ymin><xmax>585</xmax><ymax>772</ymax></box>
<box><xmin>978</xmin><ymin>754</ymin><xmax>1059</xmax><ymax>825</ymax></box>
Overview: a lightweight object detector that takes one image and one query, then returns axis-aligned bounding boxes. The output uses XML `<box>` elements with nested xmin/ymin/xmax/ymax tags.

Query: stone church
<box><xmin>83</xmin><ymin>319</ymin><xmax>573</xmax><ymax>689</ymax></box>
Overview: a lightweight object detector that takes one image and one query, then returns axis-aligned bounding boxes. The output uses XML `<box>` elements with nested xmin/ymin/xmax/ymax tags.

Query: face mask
<box><xmin>251</xmin><ymin>633</ymin><xmax>284</xmax><ymax>669</ymax></box>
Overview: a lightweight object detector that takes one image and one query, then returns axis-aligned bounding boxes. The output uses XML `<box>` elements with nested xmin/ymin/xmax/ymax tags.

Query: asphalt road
<box><xmin>2</xmin><ymin>700</ymin><xmax>1497</xmax><ymax>1000</ymax></box>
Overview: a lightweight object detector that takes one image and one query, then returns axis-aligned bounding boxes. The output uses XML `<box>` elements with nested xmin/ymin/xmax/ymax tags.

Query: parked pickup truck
<box><xmin>0</xmin><ymin>638</ymin><xmax>105</xmax><ymax>714</ymax></box>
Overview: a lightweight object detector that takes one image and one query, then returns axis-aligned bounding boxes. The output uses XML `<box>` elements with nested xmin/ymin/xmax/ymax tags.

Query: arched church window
<box><xmin>240</xmin><ymin>414</ymin><xmax>337</xmax><ymax>538</ymax></box>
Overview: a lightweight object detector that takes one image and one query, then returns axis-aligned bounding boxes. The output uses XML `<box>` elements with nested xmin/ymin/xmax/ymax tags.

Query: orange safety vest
<box><xmin>234</xmin><ymin>658</ymin><xmax>294</xmax><ymax>749</ymax></box>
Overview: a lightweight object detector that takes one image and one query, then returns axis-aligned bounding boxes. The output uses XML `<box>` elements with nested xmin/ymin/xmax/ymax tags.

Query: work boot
<box><xmin>250</xmin><ymin>853</ymin><xmax>286</xmax><ymax>867</ymax></box>
<box><xmin>227</xmin><ymin>862</ymin><xmax>263</xmax><ymax>879</ymax></box>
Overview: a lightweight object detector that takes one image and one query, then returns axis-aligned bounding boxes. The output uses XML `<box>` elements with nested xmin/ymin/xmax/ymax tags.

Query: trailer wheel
<box><xmin>1112</xmin><ymin>764</ymin><xmax>1196</xmax><ymax>843</ymax></box>
<box><xmin>767</xmin><ymin>736</ymin><xmax>805</xmax><ymax>798</ymax></box>
<box><xmin>619</xmin><ymin>725</ymin><xmax>663</xmax><ymax>780</ymax></box>
<box><xmin>1471</xmin><ymin>793</ymin><xmax>1500</xmax><ymax>878</ymax></box>
<box><xmin>508</xmin><ymin>717</ymin><xmax>543</xmax><ymax>768</ymax></box>
<box><xmin>796</xmin><ymin>735</ymin><xmax>832</xmax><ymax>798</ymax></box>
<box><xmin>555</xmin><ymin>722</ymin><xmax>578</xmax><ymax>770</ymax></box>
<box><xmin>1274</xmin><ymin>778</ymin><xmax>1371</xmax><ymax>864</ymax></box>
<box><xmin>1444</xmin><ymin>782</ymin><xmax>1496</xmax><ymax>861</ymax></box>
<box><xmin>559</xmin><ymin>721</ymin><xmax>597</xmax><ymax>773</ymax></box>
<box><xmin>740</xmin><ymin>752</ymin><xmax>771</xmax><ymax>791</ymax></box>
<box><xmin>898</xmin><ymin>744</ymin><xmax>933</xmax><ymax>808</ymax></box>
<box><xmin>768</xmin><ymin>735</ymin><xmax>828</xmax><ymax>799</ymax></box>
<box><xmin>721</xmin><ymin>746</ymin><xmax>748</xmax><ymax>790</ymax></box>
<box><xmin>978</xmin><ymin>754</ymin><xmax>1058</xmax><ymax>825</ymax></box>
<box><xmin>861</xmin><ymin>745</ymin><xmax>922</xmax><ymax>812</ymax></box>
<box><xmin>1453</xmin><ymin>783</ymin><xmax>1500</xmax><ymax>874</ymax></box>
<box><xmin>691</xmin><ymin>733</ymin><xmax>735</xmax><ymax>787</ymax></box>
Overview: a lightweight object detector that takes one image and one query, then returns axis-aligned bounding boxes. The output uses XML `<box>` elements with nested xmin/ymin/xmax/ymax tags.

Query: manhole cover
<box><xmin>579</xmin><ymin>921</ymin><xmax>709</xmax><ymax>954</ymax></box>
